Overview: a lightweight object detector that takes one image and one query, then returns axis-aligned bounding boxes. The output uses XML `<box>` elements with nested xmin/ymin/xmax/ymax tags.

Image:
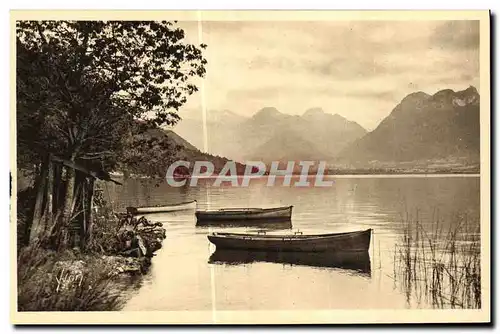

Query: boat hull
<box><xmin>207</xmin><ymin>229</ymin><xmax>372</xmax><ymax>253</ymax></box>
<box><xmin>196</xmin><ymin>219</ymin><xmax>292</xmax><ymax>229</ymax></box>
<box><xmin>127</xmin><ymin>200</ymin><xmax>197</xmax><ymax>215</ymax></box>
<box><xmin>196</xmin><ymin>206</ymin><xmax>293</xmax><ymax>221</ymax></box>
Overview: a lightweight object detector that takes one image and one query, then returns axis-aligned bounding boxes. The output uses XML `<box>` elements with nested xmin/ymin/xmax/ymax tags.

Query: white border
<box><xmin>2</xmin><ymin>2</ymin><xmax>498</xmax><ymax>333</ymax></box>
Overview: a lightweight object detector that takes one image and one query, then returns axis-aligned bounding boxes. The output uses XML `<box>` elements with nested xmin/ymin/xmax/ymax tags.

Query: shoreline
<box><xmin>113</xmin><ymin>174</ymin><xmax>481</xmax><ymax>182</ymax></box>
<box><xmin>17</xmin><ymin>209</ymin><xmax>167</xmax><ymax>312</ymax></box>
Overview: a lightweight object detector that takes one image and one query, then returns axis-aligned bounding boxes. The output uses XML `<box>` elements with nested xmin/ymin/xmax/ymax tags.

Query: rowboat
<box><xmin>207</xmin><ymin>229</ymin><xmax>372</xmax><ymax>253</ymax></box>
<box><xmin>196</xmin><ymin>219</ymin><xmax>292</xmax><ymax>229</ymax></box>
<box><xmin>209</xmin><ymin>249</ymin><xmax>371</xmax><ymax>275</ymax></box>
<box><xmin>196</xmin><ymin>205</ymin><xmax>293</xmax><ymax>221</ymax></box>
<box><xmin>126</xmin><ymin>200</ymin><xmax>197</xmax><ymax>215</ymax></box>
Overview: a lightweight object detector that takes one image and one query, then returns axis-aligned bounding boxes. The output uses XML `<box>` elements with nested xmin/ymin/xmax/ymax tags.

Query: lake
<box><xmin>103</xmin><ymin>175</ymin><xmax>480</xmax><ymax>310</ymax></box>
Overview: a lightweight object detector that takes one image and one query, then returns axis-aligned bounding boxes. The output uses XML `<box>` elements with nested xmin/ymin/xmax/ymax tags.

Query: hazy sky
<box><xmin>177</xmin><ymin>20</ymin><xmax>480</xmax><ymax>130</ymax></box>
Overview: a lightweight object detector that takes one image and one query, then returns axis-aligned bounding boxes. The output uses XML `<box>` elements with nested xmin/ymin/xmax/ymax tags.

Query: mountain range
<box><xmin>171</xmin><ymin>86</ymin><xmax>480</xmax><ymax>172</ymax></box>
<box><xmin>173</xmin><ymin>107</ymin><xmax>367</xmax><ymax>163</ymax></box>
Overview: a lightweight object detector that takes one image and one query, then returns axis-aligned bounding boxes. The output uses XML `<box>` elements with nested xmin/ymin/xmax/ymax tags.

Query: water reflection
<box><xmin>209</xmin><ymin>250</ymin><xmax>371</xmax><ymax>277</ymax></box>
<box><xmin>111</xmin><ymin>176</ymin><xmax>480</xmax><ymax>310</ymax></box>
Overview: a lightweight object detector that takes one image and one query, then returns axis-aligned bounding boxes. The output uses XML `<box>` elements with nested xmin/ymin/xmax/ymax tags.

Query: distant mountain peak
<box><xmin>303</xmin><ymin>107</ymin><xmax>326</xmax><ymax>117</ymax></box>
<box><xmin>400</xmin><ymin>91</ymin><xmax>431</xmax><ymax>105</ymax></box>
<box><xmin>331</xmin><ymin>113</ymin><xmax>348</xmax><ymax>121</ymax></box>
<box><xmin>257</xmin><ymin>107</ymin><xmax>281</xmax><ymax>115</ymax></box>
<box><xmin>432</xmin><ymin>89</ymin><xmax>455</xmax><ymax>100</ymax></box>
<box><xmin>206</xmin><ymin>109</ymin><xmax>246</xmax><ymax>123</ymax></box>
<box><xmin>390</xmin><ymin>91</ymin><xmax>432</xmax><ymax>115</ymax></box>
<box><xmin>463</xmin><ymin>85</ymin><xmax>479</xmax><ymax>95</ymax></box>
<box><xmin>303</xmin><ymin>108</ymin><xmax>347</xmax><ymax>121</ymax></box>
<box><xmin>431</xmin><ymin>86</ymin><xmax>479</xmax><ymax>108</ymax></box>
<box><xmin>337</xmin><ymin>85</ymin><xmax>480</xmax><ymax>166</ymax></box>
<box><xmin>252</xmin><ymin>107</ymin><xmax>282</xmax><ymax>121</ymax></box>
<box><xmin>456</xmin><ymin>86</ymin><xmax>480</xmax><ymax>106</ymax></box>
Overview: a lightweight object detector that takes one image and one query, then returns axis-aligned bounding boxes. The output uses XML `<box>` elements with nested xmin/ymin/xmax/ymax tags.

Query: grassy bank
<box><xmin>392</xmin><ymin>211</ymin><xmax>481</xmax><ymax>309</ymax></box>
<box><xmin>17</xmin><ymin>203</ymin><xmax>166</xmax><ymax>311</ymax></box>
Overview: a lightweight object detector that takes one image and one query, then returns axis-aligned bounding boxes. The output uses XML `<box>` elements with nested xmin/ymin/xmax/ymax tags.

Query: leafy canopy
<box><xmin>17</xmin><ymin>20</ymin><xmax>207</xmax><ymax>167</ymax></box>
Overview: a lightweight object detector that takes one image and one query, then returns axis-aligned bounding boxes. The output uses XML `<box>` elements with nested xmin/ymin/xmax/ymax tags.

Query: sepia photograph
<box><xmin>10</xmin><ymin>10</ymin><xmax>490</xmax><ymax>324</ymax></box>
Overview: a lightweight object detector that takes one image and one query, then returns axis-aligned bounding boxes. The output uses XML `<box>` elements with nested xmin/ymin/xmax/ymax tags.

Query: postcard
<box><xmin>11</xmin><ymin>10</ymin><xmax>490</xmax><ymax>324</ymax></box>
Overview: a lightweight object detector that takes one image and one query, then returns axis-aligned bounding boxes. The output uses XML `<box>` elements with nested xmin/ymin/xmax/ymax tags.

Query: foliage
<box><xmin>16</xmin><ymin>20</ymin><xmax>206</xmax><ymax>245</ymax></box>
<box><xmin>17</xmin><ymin>20</ymin><xmax>207</xmax><ymax>168</ymax></box>
<box><xmin>86</xmin><ymin>211</ymin><xmax>165</xmax><ymax>257</ymax></box>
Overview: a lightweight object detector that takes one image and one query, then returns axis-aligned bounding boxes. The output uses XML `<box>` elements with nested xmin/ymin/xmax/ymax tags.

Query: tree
<box><xmin>17</xmin><ymin>21</ymin><xmax>207</xmax><ymax>247</ymax></box>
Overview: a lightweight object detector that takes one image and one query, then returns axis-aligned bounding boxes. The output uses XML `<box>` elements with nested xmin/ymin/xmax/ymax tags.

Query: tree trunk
<box><xmin>71</xmin><ymin>179</ymin><xmax>83</xmax><ymax>220</ymax></box>
<box><xmin>43</xmin><ymin>159</ymin><xmax>65</xmax><ymax>247</ymax></box>
<box><xmin>83</xmin><ymin>178</ymin><xmax>95</xmax><ymax>249</ymax></box>
<box><xmin>40</xmin><ymin>158</ymin><xmax>54</xmax><ymax>240</ymax></box>
<box><xmin>53</xmin><ymin>163</ymin><xmax>62</xmax><ymax>212</ymax></box>
<box><xmin>29</xmin><ymin>158</ymin><xmax>48</xmax><ymax>243</ymax></box>
<box><xmin>59</xmin><ymin>155</ymin><xmax>77</xmax><ymax>249</ymax></box>
<box><xmin>79</xmin><ymin>180</ymin><xmax>86</xmax><ymax>249</ymax></box>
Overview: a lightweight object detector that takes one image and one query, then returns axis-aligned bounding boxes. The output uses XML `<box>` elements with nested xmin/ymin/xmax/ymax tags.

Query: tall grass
<box><xmin>393</xmin><ymin>211</ymin><xmax>481</xmax><ymax>309</ymax></box>
<box><xmin>16</xmin><ymin>208</ymin><xmax>158</xmax><ymax>311</ymax></box>
<box><xmin>17</xmin><ymin>245</ymin><xmax>142</xmax><ymax>311</ymax></box>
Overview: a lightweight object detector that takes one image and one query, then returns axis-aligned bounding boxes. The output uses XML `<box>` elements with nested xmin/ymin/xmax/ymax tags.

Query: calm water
<box><xmin>103</xmin><ymin>176</ymin><xmax>480</xmax><ymax>310</ymax></box>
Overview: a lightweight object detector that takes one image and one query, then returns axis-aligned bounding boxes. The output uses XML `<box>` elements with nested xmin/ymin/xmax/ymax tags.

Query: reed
<box><xmin>393</xmin><ymin>210</ymin><xmax>481</xmax><ymax>309</ymax></box>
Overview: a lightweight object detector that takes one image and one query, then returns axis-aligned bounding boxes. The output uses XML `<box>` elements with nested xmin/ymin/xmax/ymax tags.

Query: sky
<box><xmin>177</xmin><ymin>20</ymin><xmax>480</xmax><ymax>130</ymax></box>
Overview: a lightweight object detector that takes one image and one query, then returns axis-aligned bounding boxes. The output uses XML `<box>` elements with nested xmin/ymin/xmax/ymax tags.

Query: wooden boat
<box><xmin>196</xmin><ymin>205</ymin><xmax>293</xmax><ymax>221</ymax></box>
<box><xmin>207</xmin><ymin>229</ymin><xmax>372</xmax><ymax>253</ymax></box>
<box><xmin>126</xmin><ymin>200</ymin><xmax>197</xmax><ymax>215</ymax></box>
<box><xmin>196</xmin><ymin>219</ymin><xmax>292</xmax><ymax>229</ymax></box>
<box><xmin>209</xmin><ymin>249</ymin><xmax>371</xmax><ymax>275</ymax></box>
